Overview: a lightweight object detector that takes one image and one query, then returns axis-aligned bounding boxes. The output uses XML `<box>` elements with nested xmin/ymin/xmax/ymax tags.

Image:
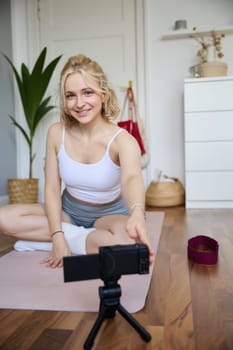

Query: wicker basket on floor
<box><xmin>146</xmin><ymin>178</ymin><xmax>185</xmax><ymax>207</ymax></box>
<box><xmin>8</xmin><ymin>178</ymin><xmax>39</xmax><ymax>204</ymax></box>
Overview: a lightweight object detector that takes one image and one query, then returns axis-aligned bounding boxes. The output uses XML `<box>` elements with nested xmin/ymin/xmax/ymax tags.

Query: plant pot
<box><xmin>8</xmin><ymin>178</ymin><xmax>39</xmax><ymax>204</ymax></box>
<box><xmin>201</xmin><ymin>61</ymin><xmax>228</xmax><ymax>77</ymax></box>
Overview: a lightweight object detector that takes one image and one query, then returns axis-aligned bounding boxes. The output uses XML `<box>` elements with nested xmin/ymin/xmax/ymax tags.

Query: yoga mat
<box><xmin>0</xmin><ymin>212</ymin><xmax>164</xmax><ymax>313</ymax></box>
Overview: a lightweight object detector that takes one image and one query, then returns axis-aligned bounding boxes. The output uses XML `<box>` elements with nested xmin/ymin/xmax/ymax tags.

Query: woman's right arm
<box><xmin>43</xmin><ymin>123</ymin><xmax>71</xmax><ymax>268</ymax></box>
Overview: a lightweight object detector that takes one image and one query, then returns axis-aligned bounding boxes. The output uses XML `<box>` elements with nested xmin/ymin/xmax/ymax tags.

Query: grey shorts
<box><xmin>61</xmin><ymin>189</ymin><xmax>128</xmax><ymax>228</ymax></box>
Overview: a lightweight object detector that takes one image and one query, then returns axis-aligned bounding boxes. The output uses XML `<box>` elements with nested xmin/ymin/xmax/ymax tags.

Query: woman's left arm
<box><xmin>118</xmin><ymin>132</ymin><xmax>155</xmax><ymax>264</ymax></box>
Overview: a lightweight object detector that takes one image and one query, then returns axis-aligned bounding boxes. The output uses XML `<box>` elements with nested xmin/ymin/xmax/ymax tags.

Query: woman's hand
<box><xmin>41</xmin><ymin>232</ymin><xmax>71</xmax><ymax>268</ymax></box>
<box><xmin>126</xmin><ymin>208</ymin><xmax>155</xmax><ymax>265</ymax></box>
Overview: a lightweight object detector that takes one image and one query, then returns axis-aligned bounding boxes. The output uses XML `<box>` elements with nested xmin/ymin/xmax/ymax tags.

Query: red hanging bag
<box><xmin>118</xmin><ymin>84</ymin><xmax>146</xmax><ymax>155</ymax></box>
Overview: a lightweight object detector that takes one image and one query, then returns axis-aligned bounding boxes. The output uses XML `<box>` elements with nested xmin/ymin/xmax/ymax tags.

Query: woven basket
<box><xmin>146</xmin><ymin>179</ymin><xmax>185</xmax><ymax>207</ymax></box>
<box><xmin>8</xmin><ymin>178</ymin><xmax>39</xmax><ymax>204</ymax></box>
<box><xmin>201</xmin><ymin>61</ymin><xmax>228</xmax><ymax>77</ymax></box>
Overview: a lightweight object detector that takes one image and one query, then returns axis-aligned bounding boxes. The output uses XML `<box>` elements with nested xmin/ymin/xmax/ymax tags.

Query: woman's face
<box><xmin>64</xmin><ymin>72</ymin><xmax>104</xmax><ymax>124</ymax></box>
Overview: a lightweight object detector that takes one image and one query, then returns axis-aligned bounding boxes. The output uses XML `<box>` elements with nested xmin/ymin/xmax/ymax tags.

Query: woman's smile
<box><xmin>75</xmin><ymin>108</ymin><xmax>92</xmax><ymax>118</ymax></box>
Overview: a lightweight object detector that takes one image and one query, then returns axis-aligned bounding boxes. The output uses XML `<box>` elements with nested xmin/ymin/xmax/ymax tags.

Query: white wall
<box><xmin>145</xmin><ymin>0</ymin><xmax>233</xmax><ymax>184</ymax></box>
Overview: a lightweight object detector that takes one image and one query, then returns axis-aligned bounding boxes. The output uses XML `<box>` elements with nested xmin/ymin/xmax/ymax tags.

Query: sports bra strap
<box><xmin>62</xmin><ymin>126</ymin><xmax>65</xmax><ymax>144</ymax></box>
<box><xmin>106</xmin><ymin>129</ymin><xmax>124</xmax><ymax>152</ymax></box>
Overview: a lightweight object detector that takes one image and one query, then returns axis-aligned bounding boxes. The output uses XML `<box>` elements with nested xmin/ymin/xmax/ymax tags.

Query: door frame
<box><xmin>10</xmin><ymin>0</ymin><xmax>150</xmax><ymax>187</ymax></box>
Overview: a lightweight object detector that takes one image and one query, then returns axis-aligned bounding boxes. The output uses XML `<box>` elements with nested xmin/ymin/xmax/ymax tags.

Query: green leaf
<box><xmin>31</xmin><ymin>47</ymin><xmax>46</xmax><ymax>78</ymax></box>
<box><xmin>28</xmin><ymin>49</ymin><xmax>61</xmax><ymax>119</ymax></box>
<box><xmin>31</xmin><ymin>96</ymin><xmax>55</xmax><ymax>136</ymax></box>
<box><xmin>3</xmin><ymin>54</ymin><xmax>25</xmax><ymax>108</ymax></box>
<box><xmin>21</xmin><ymin>63</ymin><xmax>31</xmax><ymax>127</ymax></box>
<box><xmin>9</xmin><ymin>116</ymin><xmax>31</xmax><ymax>147</ymax></box>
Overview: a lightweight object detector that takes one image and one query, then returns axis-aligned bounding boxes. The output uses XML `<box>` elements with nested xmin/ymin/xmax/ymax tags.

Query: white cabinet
<box><xmin>184</xmin><ymin>76</ymin><xmax>233</xmax><ymax>208</ymax></box>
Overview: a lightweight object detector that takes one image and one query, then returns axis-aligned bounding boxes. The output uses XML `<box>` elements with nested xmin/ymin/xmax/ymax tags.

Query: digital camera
<box><xmin>63</xmin><ymin>243</ymin><xmax>149</xmax><ymax>283</ymax></box>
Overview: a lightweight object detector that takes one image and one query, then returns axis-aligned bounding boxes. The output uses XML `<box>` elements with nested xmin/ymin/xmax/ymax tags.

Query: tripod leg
<box><xmin>117</xmin><ymin>304</ymin><xmax>151</xmax><ymax>342</ymax></box>
<box><xmin>84</xmin><ymin>284</ymin><xmax>120</xmax><ymax>349</ymax></box>
<box><xmin>84</xmin><ymin>303</ymin><xmax>108</xmax><ymax>350</ymax></box>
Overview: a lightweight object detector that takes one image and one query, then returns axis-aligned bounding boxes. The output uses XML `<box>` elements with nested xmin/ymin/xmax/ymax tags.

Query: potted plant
<box><xmin>3</xmin><ymin>47</ymin><xmax>62</xmax><ymax>203</ymax></box>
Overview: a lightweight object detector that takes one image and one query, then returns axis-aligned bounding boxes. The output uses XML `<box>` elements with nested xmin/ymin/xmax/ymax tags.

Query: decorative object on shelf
<box><xmin>190</xmin><ymin>28</ymin><xmax>225</xmax><ymax>63</ymax></box>
<box><xmin>200</xmin><ymin>61</ymin><xmax>228</xmax><ymax>77</ymax></box>
<box><xmin>206</xmin><ymin>45</ymin><xmax>217</xmax><ymax>61</ymax></box>
<box><xmin>174</xmin><ymin>19</ymin><xmax>187</xmax><ymax>31</ymax></box>
<box><xmin>3</xmin><ymin>47</ymin><xmax>62</xmax><ymax>203</ymax></box>
<box><xmin>189</xmin><ymin>64</ymin><xmax>202</xmax><ymax>78</ymax></box>
<box><xmin>190</xmin><ymin>28</ymin><xmax>227</xmax><ymax>77</ymax></box>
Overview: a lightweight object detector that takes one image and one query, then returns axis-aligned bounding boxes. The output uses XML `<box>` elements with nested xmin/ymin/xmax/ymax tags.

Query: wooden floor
<box><xmin>0</xmin><ymin>207</ymin><xmax>233</xmax><ymax>350</ymax></box>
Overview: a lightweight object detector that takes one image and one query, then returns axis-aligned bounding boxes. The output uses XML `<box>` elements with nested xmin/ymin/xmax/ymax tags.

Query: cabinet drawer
<box><xmin>184</xmin><ymin>79</ymin><xmax>233</xmax><ymax>112</ymax></box>
<box><xmin>185</xmin><ymin>141</ymin><xmax>233</xmax><ymax>171</ymax></box>
<box><xmin>185</xmin><ymin>172</ymin><xmax>233</xmax><ymax>200</ymax></box>
<box><xmin>185</xmin><ymin>111</ymin><xmax>233</xmax><ymax>142</ymax></box>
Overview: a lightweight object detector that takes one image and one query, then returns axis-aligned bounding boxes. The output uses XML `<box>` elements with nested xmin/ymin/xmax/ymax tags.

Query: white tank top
<box><xmin>57</xmin><ymin>127</ymin><xmax>123</xmax><ymax>203</ymax></box>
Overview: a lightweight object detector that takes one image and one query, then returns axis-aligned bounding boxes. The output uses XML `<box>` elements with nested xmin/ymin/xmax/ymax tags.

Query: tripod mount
<box><xmin>84</xmin><ymin>277</ymin><xmax>151</xmax><ymax>350</ymax></box>
<box><xmin>63</xmin><ymin>243</ymin><xmax>152</xmax><ymax>349</ymax></box>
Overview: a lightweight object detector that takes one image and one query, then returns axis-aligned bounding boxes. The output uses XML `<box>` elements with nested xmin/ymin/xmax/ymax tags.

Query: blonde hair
<box><xmin>59</xmin><ymin>54</ymin><xmax>120</xmax><ymax>125</ymax></box>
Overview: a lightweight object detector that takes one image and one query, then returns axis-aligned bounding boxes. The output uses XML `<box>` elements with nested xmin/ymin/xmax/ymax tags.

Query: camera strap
<box><xmin>188</xmin><ymin>235</ymin><xmax>219</xmax><ymax>265</ymax></box>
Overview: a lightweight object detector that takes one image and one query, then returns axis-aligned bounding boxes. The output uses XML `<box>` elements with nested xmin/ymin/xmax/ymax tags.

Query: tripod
<box><xmin>84</xmin><ymin>278</ymin><xmax>151</xmax><ymax>350</ymax></box>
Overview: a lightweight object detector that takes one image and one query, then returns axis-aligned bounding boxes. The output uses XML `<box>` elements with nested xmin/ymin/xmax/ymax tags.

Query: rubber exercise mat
<box><xmin>0</xmin><ymin>212</ymin><xmax>164</xmax><ymax>313</ymax></box>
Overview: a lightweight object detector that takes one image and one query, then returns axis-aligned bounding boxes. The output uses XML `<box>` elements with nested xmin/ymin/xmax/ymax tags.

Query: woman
<box><xmin>0</xmin><ymin>54</ymin><xmax>154</xmax><ymax>268</ymax></box>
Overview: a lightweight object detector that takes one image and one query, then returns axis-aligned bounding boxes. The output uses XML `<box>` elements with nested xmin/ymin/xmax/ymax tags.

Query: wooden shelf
<box><xmin>161</xmin><ymin>25</ymin><xmax>233</xmax><ymax>40</ymax></box>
